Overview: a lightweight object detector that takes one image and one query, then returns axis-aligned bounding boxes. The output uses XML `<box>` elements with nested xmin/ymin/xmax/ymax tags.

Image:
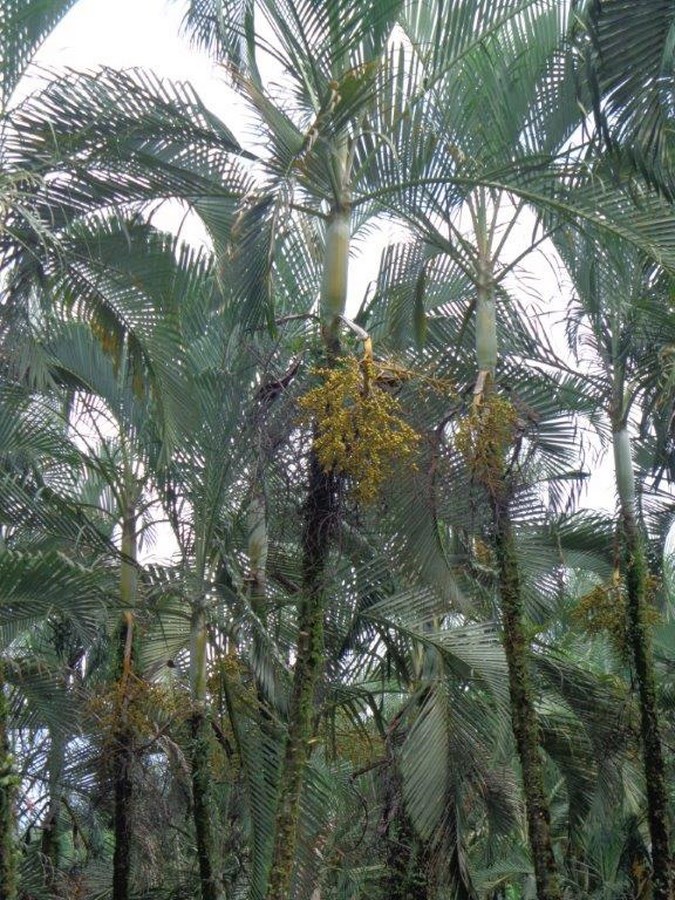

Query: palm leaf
<box><xmin>0</xmin><ymin>0</ymin><xmax>80</xmax><ymax>108</ymax></box>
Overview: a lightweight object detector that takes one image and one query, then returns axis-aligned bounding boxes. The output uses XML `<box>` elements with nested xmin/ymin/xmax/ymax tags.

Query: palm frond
<box><xmin>0</xmin><ymin>0</ymin><xmax>79</xmax><ymax>108</ymax></box>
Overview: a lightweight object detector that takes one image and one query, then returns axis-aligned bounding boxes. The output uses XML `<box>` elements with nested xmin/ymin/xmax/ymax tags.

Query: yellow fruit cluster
<box><xmin>88</xmin><ymin>677</ymin><xmax>189</xmax><ymax>741</ymax></box>
<box><xmin>572</xmin><ymin>580</ymin><xmax>626</xmax><ymax>652</ymax></box>
<box><xmin>455</xmin><ymin>394</ymin><xmax>518</xmax><ymax>495</ymax></box>
<box><xmin>571</xmin><ymin>574</ymin><xmax>661</xmax><ymax>656</ymax></box>
<box><xmin>298</xmin><ymin>357</ymin><xmax>421</xmax><ymax>505</ymax></box>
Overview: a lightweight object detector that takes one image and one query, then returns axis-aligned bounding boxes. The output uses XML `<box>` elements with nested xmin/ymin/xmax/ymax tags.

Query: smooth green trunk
<box><xmin>190</xmin><ymin>604</ymin><xmax>226</xmax><ymax>900</ymax></box>
<box><xmin>190</xmin><ymin>605</ymin><xmax>208</xmax><ymax>706</ymax></box>
<box><xmin>0</xmin><ymin>662</ymin><xmax>17</xmax><ymax>900</ymax></box>
<box><xmin>475</xmin><ymin>261</ymin><xmax>497</xmax><ymax>377</ymax></box>
<box><xmin>319</xmin><ymin>205</ymin><xmax>350</xmax><ymax>360</ymax></box>
<box><xmin>613</xmin><ymin>426</ymin><xmax>672</xmax><ymax>899</ymax></box>
<box><xmin>613</xmin><ymin>427</ymin><xmax>636</xmax><ymax>508</ymax></box>
<box><xmin>266</xmin><ymin>197</ymin><xmax>349</xmax><ymax>898</ymax></box>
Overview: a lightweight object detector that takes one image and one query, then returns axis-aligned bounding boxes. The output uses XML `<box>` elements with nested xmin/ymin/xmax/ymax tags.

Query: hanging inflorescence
<box><xmin>571</xmin><ymin>572</ymin><xmax>662</xmax><ymax>658</ymax></box>
<box><xmin>455</xmin><ymin>393</ymin><xmax>518</xmax><ymax>497</ymax></box>
<box><xmin>298</xmin><ymin>356</ymin><xmax>421</xmax><ymax>505</ymax></box>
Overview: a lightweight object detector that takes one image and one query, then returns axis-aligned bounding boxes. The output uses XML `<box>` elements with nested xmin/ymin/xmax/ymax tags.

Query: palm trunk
<box><xmin>248</xmin><ymin>488</ymin><xmax>273</xmax><ymax>717</ymax></box>
<box><xmin>383</xmin><ymin>741</ymin><xmax>430</xmax><ymax>900</ymax></box>
<box><xmin>41</xmin><ymin>727</ymin><xmax>65</xmax><ymax>894</ymax></box>
<box><xmin>493</xmin><ymin>500</ymin><xmax>562</xmax><ymax>899</ymax></box>
<box><xmin>267</xmin><ymin>454</ymin><xmax>338</xmax><ymax>899</ymax></box>
<box><xmin>266</xmin><ymin>201</ymin><xmax>349</xmax><ymax>899</ymax></box>
<box><xmin>0</xmin><ymin>661</ymin><xmax>17</xmax><ymax>900</ymax></box>
<box><xmin>112</xmin><ymin>501</ymin><xmax>138</xmax><ymax>900</ymax></box>
<box><xmin>189</xmin><ymin>602</ymin><xmax>225</xmax><ymax>900</ymax></box>
<box><xmin>613</xmin><ymin>425</ymin><xmax>672</xmax><ymax>899</ymax></box>
<box><xmin>248</xmin><ymin>490</ymin><xmax>268</xmax><ymax>624</ymax></box>
<box><xmin>472</xmin><ymin>223</ymin><xmax>562</xmax><ymax>900</ymax></box>
<box><xmin>319</xmin><ymin>206</ymin><xmax>350</xmax><ymax>361</ymax></box>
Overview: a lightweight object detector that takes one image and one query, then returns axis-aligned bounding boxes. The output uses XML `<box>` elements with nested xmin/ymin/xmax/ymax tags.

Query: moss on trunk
<box><xmin>112</xmin><ymin>612</ymin><xmax>135</xmax><ymax>900</ymax></box>
<box><xmin>612</xmin><ymin>423</ymin><xmax>672</xmax><ymax>898</ymax></box>
<box><xmin>189</xmin><ymin>604</ymin><xmax>226</xmax><ymax>900</ymax></box>
<box><xmin>493</xmin><ymin>500</ymin><xmax>563</xmax><ymax>900</ymax></box>
<box><xmin>112</xmin><ymin>721</ymin><xmax>134</xmax><ymax>900</ymax></box>
<box><xmin>112</xmin><ymin>496</ymin><xmax>139</xmax><ymax>900</ymax></box>
<box><xmin>468</xmin><ymin>208</ymin><xmax>561</xmax><ymax>897</ymax></box>
<box><xmin>0</xmin><ymin>662</ymin><xmax>17</xmax><ymax>900</ymax></box>
<box><xmin>382</xmin><ymin>747</ymin><xmax>430</xmax><ymax>900</ymax></box>
<box><xmin>191</xmin><ymin>708</ymin><xmax>226</xmax><ymax>900</ymax></box>
<box><xmin>267</xmin><ymin>191</ymin><xmax>349</xmax><ymax>898</ymax></box>
<box><xmin>622</xmin><ymin>511</ymin><xmax>673</xmax><ymax>900</ymax></box>
<box><xmin>266</xmin><ymin>453</ymin><xmax>338</xmax><ymax>900</ymax></box>
<box><xmin>41</xmin><ymin>729</ymin><xmax>65</xmax><ymax>895</ymax></box>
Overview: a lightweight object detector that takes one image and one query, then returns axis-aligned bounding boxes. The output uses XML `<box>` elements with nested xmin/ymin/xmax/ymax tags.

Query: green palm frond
<box><xmin>4</xmin><ymin>65</ymin><xmax>245</xmax><ymax>257</ymax></box>
<box><xmin>577</xmin><ymin>0</ymin><xmax>675</xmax><ymax>198</ymax></box>
<box><xmin>177</xmin><ymin>0</ymin><xmax>259</xmax><ymax>77</ymax></box>
<box><xmin>0</xmin><ymin>549</ymin><xmax>110</xmax><ymax>646</ymax></box>
<box><xmin>0</xmin><ymin>0</ymin><xmax>80</xmax><ymax>109</ymax></box>
<box><xmin>5</xmin><ymin>655</ymin><xmax>81</xmax><ymax>735</ymax></box>
<box><xmin>404</xmin><ymin>0</ymin><xmax>575</xmax><ymax>161</ymax></box>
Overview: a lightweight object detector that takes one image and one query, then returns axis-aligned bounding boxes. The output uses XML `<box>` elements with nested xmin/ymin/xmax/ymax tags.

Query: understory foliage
<box><xmin>0</xmin><ymin>1</ymin><xmax>674</xmax><ymax>899</ymax></box>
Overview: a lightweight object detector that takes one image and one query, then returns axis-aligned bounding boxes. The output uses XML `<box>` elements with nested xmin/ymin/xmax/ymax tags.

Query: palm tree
<box><xmin>175</xmin><ymin>3</ymin><xmax>413</xmax><ymax>894</ymax></box>
<box><xmin>344</xmin><ymin>5</ymin><xmax>581</xmax><ymax>893</ymax></box>
<box><xmin>357</xmin><ymin>2</ymin><xmax>675</xmax><ymax>891</ymax></box>
<box><xmin>542</xmin><ymin>229</ymin><xmax>674</xmax><ymax>899</ymax></box>
<box><xmin>148</xmin><ymin>3</ymin><xmax>675</xmax><ymax>894</ymax></box>
<box><xmin>0</xmin><ymin>383</ymin><xmax>113</xmax><ymax>898</ymax></box>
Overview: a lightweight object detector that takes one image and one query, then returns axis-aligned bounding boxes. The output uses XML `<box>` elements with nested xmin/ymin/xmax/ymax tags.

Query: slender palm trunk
<box><xmin>266</xmin><ymin>201</ymin><xmax>349</xmax><ymax>900</ymax></box>
<box><xmin>112</xmin><ymin>501</ymin><xmax>138</xmax><ymax>900</ymax></box>
<box><xmin>248</xmin><ymin>487</ymin><xmax>272</xmax><ymax>715</ymax></box>
<box><xmin>613</xmin><ymin>425</ymin><xmax>672</xmax><ymax>899</ymax></box>
<box><xmin>248</xmin><ymin>490</ymin><xmax>268</xmax><ymax>625</ymax></box>
<box><xmin>471</xmin><ymin>217</ymin><xmax>562</xmax><ymax>900</ymax></box>
<box><xmin>0</xmin><ymin>661</ymin><xmax>17</xmax><ymax>900</ymax></box>
<box><xmin>382</xmin><ymin>740</ymin><xmax>431</xmax><ymax>900</ymax></box>
<box><xmin>267</xmin><ymin>454</ymin><xmax>339</xmax><ymax>899</ymax></box>
<box><xmin>41</xmin><ymin>727</ymin><xmax>65</xmax><ymax>894</ymax></box>
<box><xmin>189</xmin><ymin>602</ymin><xmax>226</xmax><ymax>900</ymax></box>
<box><xmin>493</xmin><ymin>500</ymin><xmax>561</xmax><ymax>899</ymax></box>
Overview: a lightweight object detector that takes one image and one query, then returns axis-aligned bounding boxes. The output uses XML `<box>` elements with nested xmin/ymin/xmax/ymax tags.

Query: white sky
<box><xmin>34</xmin><ymin>0</ymin><xmax>216</xmax><ymax>90</ymax></box>
<box><xmin>31</xmin><ymin>0</ymin><xmax>618</xmax><ymax>517</ymax></box>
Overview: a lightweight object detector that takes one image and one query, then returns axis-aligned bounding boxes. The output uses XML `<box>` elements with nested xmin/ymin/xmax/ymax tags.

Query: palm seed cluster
<box><xmin>572</xmin><ymin>573</ymin><xmax>662</xmax><ymax>659</ymax></box>
<box><xmin>455</xmin><ymin>392</ymin><xmax>518</xmax><ymax>496</ymax></box>
<box><xmin>297</xmin><ymin>356</ymin><xmax>420</xmax><ymax>505</ymax></box>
